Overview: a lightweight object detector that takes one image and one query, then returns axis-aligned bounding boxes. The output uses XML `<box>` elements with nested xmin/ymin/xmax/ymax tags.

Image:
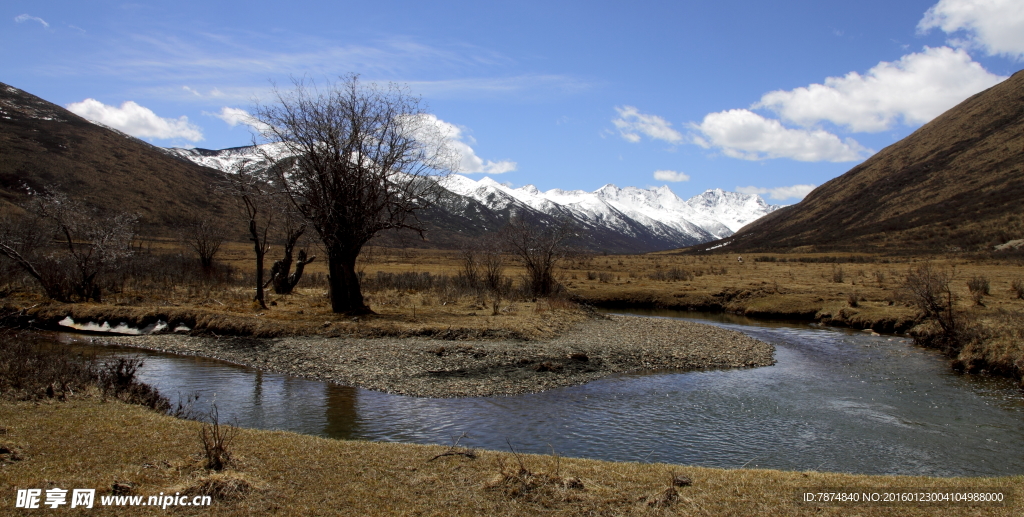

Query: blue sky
<box><xmin>4</xmin><ymin>0</ymin><xmax>1023</xmax><ymax>202</ymax></box>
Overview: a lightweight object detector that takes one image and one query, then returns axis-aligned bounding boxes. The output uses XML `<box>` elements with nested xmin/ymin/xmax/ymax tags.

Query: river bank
<box><xmin>99</xmin><ymin>314</ymin><xmax>774</xmax><ymax>398</ymax></box>
<box><xmin>2</xmin><ymin>398</ymin><xmax>1019</xmax><ymax>516</ymax></box>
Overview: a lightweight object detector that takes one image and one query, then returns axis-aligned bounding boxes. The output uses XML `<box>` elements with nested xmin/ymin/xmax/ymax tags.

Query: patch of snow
<box><xmin>58</xmin><ymin>316</ymin><xmax>173</xmax><ymax>335</ymax></box>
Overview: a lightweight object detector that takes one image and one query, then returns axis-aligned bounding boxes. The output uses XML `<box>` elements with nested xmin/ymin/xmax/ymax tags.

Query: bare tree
<box><xmin>251</xmin><ymin>74</ymin><xmax>456</xmax><ymax>314</ymax></box>
<box><xmin>178</xmin><ymin>212</ymin><xmax>225</xmax><ymax>274</ymax></box>
<box><xmin>226</xmin><ymin>160</ymin><xmax>275</xmax><ymax>309</ymax></box>
<box><xmin>501</xmin><ymin>215</ymin><xmax>576</xmax><ymax>297</ymax></box>
<box><xmin>0</xmin><ymin>190</ymin><xmax>136</xmax><ymax>302</ymax></box>
<box><xmin>481</xmin><ymin>246</ymin><xmax>506</xmax><ymax>294</ymax></box>
<box><xmin>458</xmin><ymin>246</ymin><xmax>481</xmax><ymax>289</ymax></box>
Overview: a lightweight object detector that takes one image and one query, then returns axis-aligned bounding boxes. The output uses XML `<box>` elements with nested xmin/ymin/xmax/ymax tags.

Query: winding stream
<box><xmin>44</xmin><ymin>309</ymin><xmax>1024</xmax><ymax>477</ymax></box>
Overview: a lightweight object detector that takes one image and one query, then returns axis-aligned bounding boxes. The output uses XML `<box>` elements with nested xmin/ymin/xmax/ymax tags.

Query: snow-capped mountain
<box><xmin>165</xmin><ymin>143</ymin><xmax>290</xmax><ymax>172</ymax></box>
<box><xmin>438</xmin><ymin>175</ymin><xmax>780</xmax><ymax>245</ymax></box>
<box><xmin>167</xmin><ymin>145</ymin><xmax>783</xmax><ymax>252</ymax></box>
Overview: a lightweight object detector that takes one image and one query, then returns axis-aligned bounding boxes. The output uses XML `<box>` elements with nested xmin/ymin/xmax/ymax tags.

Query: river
<box><xmin>43</xmin><ymin>309</ymin><xmax>1024</xmax><ymax>477</ymax></box>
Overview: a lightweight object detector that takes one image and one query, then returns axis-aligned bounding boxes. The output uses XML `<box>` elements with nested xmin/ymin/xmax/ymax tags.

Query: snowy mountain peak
<box><xmin>476</xmin><ymin>176</ymin><xmax>505</xmax><ymax>188</ymax></box>
<box><xmin>435</xmin><ymin>174</ymin><xmax>783</xmax><ymax>245</ymax></box>
<box><xmin>165</xmin><ymin>144</ymin><xmax>784</xmax><ymax>251</ymax></box>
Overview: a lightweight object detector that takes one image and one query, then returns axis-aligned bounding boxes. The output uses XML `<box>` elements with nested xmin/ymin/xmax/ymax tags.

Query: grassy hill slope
<box><xmin>692</xmin><ymin>69</ymin><xmax>1024</xmax><ymax>254</ymax></box>
<box><xmin>0</xmin><ymin>81</ymin><xmax>235</xmax><ymax>236</ymax></box>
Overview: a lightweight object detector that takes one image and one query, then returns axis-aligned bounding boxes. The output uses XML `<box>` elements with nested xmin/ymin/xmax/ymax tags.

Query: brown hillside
<box><xmin>693</xmin><ymin>69</ymin><xmax>1024</xmax><ymax>253</ymax></box>
<box><xmin>0</xmin><ymin>81</ymin><xmax>235</xmax><ymax>236</ymax></box>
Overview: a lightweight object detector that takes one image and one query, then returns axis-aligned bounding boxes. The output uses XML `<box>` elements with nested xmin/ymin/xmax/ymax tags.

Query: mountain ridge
<box><xmin>168</xmin><ymin>145</ymin><xmax>782</xmax><ymax>253</ymax></box>
<box><xmin>689</xmin><ymin>69</ymin><xmax>1024</xmax><ymax>254</ymax></box>
<box><xmin>0</xmin><ymin>81</ymin><xmax>235</xmax><ymax>236</ymax></box>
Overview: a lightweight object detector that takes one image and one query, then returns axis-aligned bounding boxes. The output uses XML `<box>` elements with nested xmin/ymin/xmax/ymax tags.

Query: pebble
<box><xmin>104</xmin><ymin>315</ymin><xmax>775</xmax><ymax>398</ymax></box>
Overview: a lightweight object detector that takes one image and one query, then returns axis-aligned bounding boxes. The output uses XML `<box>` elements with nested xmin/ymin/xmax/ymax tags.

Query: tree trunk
<box><xmin>250</xmin><ymin>220</ymin><xmax>267</xmax><ymax>309</ymax></box>
<box><xmin>270</xmin><ymin>226</ymin><xmax>315</xmax><ymax>295</ymax></box>
<box><xmin>327</xmin><ymin>245</ymin><xmax>371</xmax><ymax>314</ymax></box>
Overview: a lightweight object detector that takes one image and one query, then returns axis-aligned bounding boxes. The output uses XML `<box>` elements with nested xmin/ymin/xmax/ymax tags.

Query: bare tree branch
<box><xmin>250</xmin><ymin>74</ymin><xmax>456</xmax><ymax>313</ymax></box>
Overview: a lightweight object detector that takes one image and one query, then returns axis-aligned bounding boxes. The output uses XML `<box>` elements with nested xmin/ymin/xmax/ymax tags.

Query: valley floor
<box><xmin>3</xmin><ymin>246</ymin><xmax>1023</xmax><ymax>386</ymax></box>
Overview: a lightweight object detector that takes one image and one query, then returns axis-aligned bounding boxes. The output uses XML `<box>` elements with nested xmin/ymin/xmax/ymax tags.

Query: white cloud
<box><xmin>919</xmin><ymin>0</ymin><xmax>1024</xmax><ymax>59</ymax></box>
<box><xmin>213</xmin><ymin>107</ymin><xmax>252</xmax><ymax>127</ymax></box>
<box><xmin>755</xmin><ymin>46</ymin><xmax>1005</xmax><ymax>132</ymax></box>
<box><xmin>411</xmin><ymin>114</ymin><xmax>516</xmax><ymax>174</ymax></box>
<box><xmin>66</xmin><ymin>99</ymin><xmax>203</xmax><ymax>142</ymax></box>
<box><xmin>612</xmin><ymin>106</ymin><xmax>684</xmax><ymax>144</ymax></box>
<box><xmin>208</xmin><ymin>106</ymin><xmax>274</xmax><ymax>134</ymax></box>
<box><xmin>14</xmin><ymin>14</ymin><xmax>48</xmax><ymax>28</ymax></box>
<box><xmin>736</xmin><ymin>184</ymin><xmax>817</xmax><ymax>201</ymax></box>
<box><xmin>653</xmin><ymin>170</ymin><xmax>690</xmax><ymax>182</ymax></box>
<box><xmin>692</xmin><ymin>109</ymin><xmax>870</xmax><ymax>162</ymax></box>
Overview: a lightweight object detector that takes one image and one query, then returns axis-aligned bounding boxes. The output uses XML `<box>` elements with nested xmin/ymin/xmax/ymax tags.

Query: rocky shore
<box><xmin>103</xmin><ymin>314</ymin><xmax>775</xmax><ymax>398</ymax></box>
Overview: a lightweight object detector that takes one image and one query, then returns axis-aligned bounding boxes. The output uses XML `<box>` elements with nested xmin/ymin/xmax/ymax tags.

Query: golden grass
<box><xmin>1</xmin><ymin>398</ymin><xmax>1020</xmax><ymax>516</ymax></box>
<box><xmin>6</xmin><ymin>244</ymin><xmax>1024</xmax><ymax>379</ymax></box>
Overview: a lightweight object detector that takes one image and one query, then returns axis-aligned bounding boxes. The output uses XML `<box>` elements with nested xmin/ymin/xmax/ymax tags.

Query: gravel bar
<box><xmin>103</xmin><ymin>314</ymin><xmax>775</xmax><ymax>398</ymax></box>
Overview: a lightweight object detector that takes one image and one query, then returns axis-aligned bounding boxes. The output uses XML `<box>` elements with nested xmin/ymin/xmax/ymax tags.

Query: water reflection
<box><xmin>42</xmin><ymin>310</ymin><xmax>1024</xmax><ymax>477</ymax></box>
<box><xmin>323</xmin><ymin>385</ymin><xmax>360</xmax><ymax>440</ymax></box>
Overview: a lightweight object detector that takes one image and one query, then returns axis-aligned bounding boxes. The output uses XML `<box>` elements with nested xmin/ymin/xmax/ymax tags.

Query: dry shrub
<box><xmin>99</xmin><ymin>357</ymin><xmax>170</xmax><ymax>412</ymax></box>
<box><xmin>648</xmin><ymin>267</ymin><xmax>693</xmax><ymax>281</ymax></box>
<box><xmin>953</xmin><ymin>308</ymin><xmax>1024</xmax><ymax>378</ymax></box>
<box><xmin>0</xmin><ymin>442</ymin><xmax>26</xmax><ymax>463</ymax></box>
<box><xmin>966</xmin><ymin>275</ymin><xmax>990</xmax><ymax>306</ymax></box>
<box><xmin>484</xmin><ymin>444</ymin><xmax>585</xmax><ymax>505</ymax></box>
<box><xmin>831</xmin><ymin>264</ymin><xmax>845</xmax><ymax>283</ymax></box>
<box><xmin>874</xmin><ymin>270</ymin><xmax>886</xmax><ymax>287</ymax></box>
<box><xmin>1011</xmin><ymin>278</ymin><xmax>1024</xmax><ymax>300</ymax></box>
<box><xmin>0</xmin><ymin>333</ymin><xmax>98</xmax><ymax>401</ymax></box>
<box><xmin>0</xmin><ymin>332</ymin><xmax>170</xmax><ymax>411</ymax></box>
<box><xmin>899</xmin><ymin>264</ymin><xmax>978</xmax><ymax>355</ymax></box>
<box><xmin>200</xmin><ymin>405</ymin><xmax>237</xmax><ymax>471</ymax></box>
<box><xmin>645</xmin><ymin>486</ymin><xmax>678</xmax><ymax>508</ymax></box>
<box><xmin>546</xmin><ymin>296</ymin><xmax>577</xmax><ymax>311</ymax></box>
<box><xmin>181</xmin><ymin>472</ymin><xmax>255</xmax><ymax>502</ymax></box>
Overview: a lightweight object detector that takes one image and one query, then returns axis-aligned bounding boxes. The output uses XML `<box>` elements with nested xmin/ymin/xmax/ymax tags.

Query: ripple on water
<box><xmin>42</xmin><ymin>311</ymin><xmax>1024</xmax><ymax>477</ymax></box>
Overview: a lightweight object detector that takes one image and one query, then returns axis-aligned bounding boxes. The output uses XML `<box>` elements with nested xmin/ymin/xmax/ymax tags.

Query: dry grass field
<box><xmin>1</xmin><ymin>397</ymin><xmax>1020</xmax><ymax>516</ymax></box>
<box><xmin>4</xmin><ymin>243</ymin><xmax>1024</xmax><ymax>382</ymax></box>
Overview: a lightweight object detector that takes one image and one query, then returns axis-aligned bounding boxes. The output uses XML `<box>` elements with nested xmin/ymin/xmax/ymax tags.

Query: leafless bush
<box><xmin>0</xmin><ymin>333</ymin><xmax>98</xmax><ymax>400</ymax></box>
<box><xmin>98</xmin><ymin>357</ymin><xmax>170</xmax><ymax>411</ymax></box>
<box><xmin>873</xmin><ymin>270</ymin><xmax>886</xmax><ymax>288</ymax></box>
<box><xmin>0</xmin><ymin>333</ymin><xmax>171</xmax><ymax>411</ymax></box>
<box><xmin>899</xmin><ymin>264</ymin><xmax>977</xmax><ymax>354</ymax></box>
<box><xmin>459</xmin><ymin>247</ymin><xmax>481</xmax><ymax>289</ymax></box>
<box><xmin>200</xmin><ymin>404</ymin><xmax>237</xmax><ymax>471</ymax></box>
<box><xmin>0</xmin><ymin>190</ymin><xmax>137</xmax><ymax>302</ymax></box>
<box><xmin>178</xmin><ymin>213</ymin><xmax>225</xmax><ymax>273</ymax></box>
<box><xmin>501</xmin><ymin>216</ymin><xmax>576</xmax><ymax>297</ymax></box>
<box><xmin>1011</xmin><ymin>278</ymin><xmax>1024</xmax><ymax>300</ymax></box>
<box><xmin>831</xmin><ymin>264</ymin><xmax>845</xmax><ymax>283</ymax></box>
<box><xmin>966</xmin><ymin>275</ymin><xmax>990</xmax><ymax>306</ymax></box>
<box><xmin>481</xmin><ymin>249</ymin><xmax>506</xmax><ymax>293</ymax></box>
